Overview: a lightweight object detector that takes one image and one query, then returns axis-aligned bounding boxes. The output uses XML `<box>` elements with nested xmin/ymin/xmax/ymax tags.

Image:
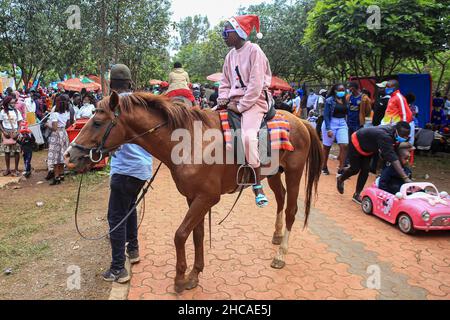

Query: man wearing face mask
<box><xmin>381</xmin><ymin>80</ymin><xmax>412</xmax><ymax>126</ymax></box>
<box><xmin>337</xmin><ymin>121</ymin><xmax>412</xmax><ymax>204</ymax></box>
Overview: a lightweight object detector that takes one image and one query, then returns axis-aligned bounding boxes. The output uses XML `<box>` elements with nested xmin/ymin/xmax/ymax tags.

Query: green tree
<box><xmin>174</xmin><ymin>25</ymin><xmax>229</xmax><ymax>83</ymax></box>
<box><xmin>176</xmin><ymin>15</ymin><xmax>210</xmax><ymax>48</ymax></box>
<box><xmin>304</xmin><ymin>0</ymin><xmax>449</xmax><ymax>80</ymax></box>
<box><xmin>240</xmin><ymin>0</ymin><xmax>320</xmax><ymax>82</ymax></box>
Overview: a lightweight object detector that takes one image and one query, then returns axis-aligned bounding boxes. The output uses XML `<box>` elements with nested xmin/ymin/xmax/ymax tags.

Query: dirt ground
<box><xmin>0</xmin><ymin>147</ymin><xmax>449</xmax><ymax>300</ymax></box>
<box><xmin>0</xmin><ymin>150</ymin><xmax>112</xmax><ymax>300</ymax></box>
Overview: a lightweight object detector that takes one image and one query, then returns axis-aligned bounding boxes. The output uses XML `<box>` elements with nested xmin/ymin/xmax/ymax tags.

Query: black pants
<box><xmin>23</xmin><ymin>150</ymin><xmax>32</xmax><ymax>173</ymax></box>
<box><xmin>316</xmin><ymin>116</ymin><xmax>324</xmax><ymax>139</ymax></box>
<box><xmin>340</xmin><ymin>140</ymin><xmax>371</xmax><ymax>195</ymax></box>
<box><xmin>345</xmin><ymin>125</ymin><xmax>361</xmax><ymax>166</ymax></box>
<box><xmin>108</xmin><ymin>174</ymin><xmax>146</xmax><ymax>271</ymax></box>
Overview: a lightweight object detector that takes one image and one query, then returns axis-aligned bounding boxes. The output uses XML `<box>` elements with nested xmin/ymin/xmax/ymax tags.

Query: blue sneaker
<box><xmin>253</xmin><ymin>185</ymin><xmax>269</xmax><ymax>208</ymax></box>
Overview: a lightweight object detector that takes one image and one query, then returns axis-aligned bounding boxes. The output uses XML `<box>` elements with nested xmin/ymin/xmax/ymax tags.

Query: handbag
<box><xmin>2</xmin><ymin>110</ymin><xmax>19</xmax><ymax>145</ymax></box>
<box><xmin>2</xmin><ymin>131</ymin><xmax>17</xmax><ymax>145</ymax></box>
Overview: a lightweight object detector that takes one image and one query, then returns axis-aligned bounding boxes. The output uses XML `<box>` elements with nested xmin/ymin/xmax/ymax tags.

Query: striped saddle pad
<box><xmin>219</xmin><ymin>110</ymin><xmax>295</xmax><ymax>152</ymax></box>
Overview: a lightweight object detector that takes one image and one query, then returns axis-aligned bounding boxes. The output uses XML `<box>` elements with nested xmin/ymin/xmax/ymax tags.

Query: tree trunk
<box><xmin>100</xmin><ymin>0</ymin><xmax>108</xmax><ymax>95</ymax></box>
<box><xmin>114</xmin><ymin>0</ymin><xmax>121</xmax><ymax>63</ymax></box>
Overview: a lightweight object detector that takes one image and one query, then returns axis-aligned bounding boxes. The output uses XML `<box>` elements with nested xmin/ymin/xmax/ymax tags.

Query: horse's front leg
<box><xmin>186</xmin><ymin>217</ymin><xmax>205</xmax><ymax>290</ymax></box>
<box><xmin>174</xmin><ymin>195</ymin><xmax>219</xmax><ymax>294</ymax></box>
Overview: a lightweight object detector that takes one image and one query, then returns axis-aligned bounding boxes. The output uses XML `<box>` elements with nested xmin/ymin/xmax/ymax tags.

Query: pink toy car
<box><xmin>360</xmin><ymin>182</ymin><xmax>450</xmax><ymax>234</ymax></box>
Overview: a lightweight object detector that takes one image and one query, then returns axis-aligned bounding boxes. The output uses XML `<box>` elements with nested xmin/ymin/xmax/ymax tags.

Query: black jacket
<box><xmin>355</xmin><ymin>125</ymin><xmax>398</xmax><ymax>163</ymax></box>
<box><xmin>372</xmin><ymin>95</ymin><xmax>390</xmax><ymax>126</ymax></box>
<box><xmin>379</xmin><ymin>165</ymin><xmax>412</xmax><ymax>194</ymax></box>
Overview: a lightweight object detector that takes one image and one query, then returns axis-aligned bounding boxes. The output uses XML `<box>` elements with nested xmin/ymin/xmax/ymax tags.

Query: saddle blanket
<box><xmin>219</xmin><ymin>110</ymin><xmax>295</xmax><ymax>152</ymax></box>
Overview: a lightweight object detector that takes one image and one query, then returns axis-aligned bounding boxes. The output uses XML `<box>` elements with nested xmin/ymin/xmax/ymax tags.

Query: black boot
<box><xmin>45</xmin><ymin>170</ymin><xmax>54</xmax><ymax>181</ymax></box>
<box><xmin>50</xmin><ymin>177</ymin><xmax>61</xmax><ymax>186</ymax></box>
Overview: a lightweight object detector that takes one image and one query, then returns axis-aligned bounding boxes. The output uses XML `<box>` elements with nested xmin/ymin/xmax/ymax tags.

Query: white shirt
<box><xmin>292</xmin><ymin>96</ymin><xmax>301</xmax><ymax>114</ymax></box>
<box><xmin>77</xmin><ymin>103</ymin><xmax>96</xmax><ymax>119</ymax></box>
<box><xmin>25</xmin><ymin>97</ymin><xmax>36</xmax><ymax>113</ymax></box>
<box><xmin>307</xmin><ymin>93</ymin><xmax>318</xmax><ymax>110</ymax></box>
<box><xmin>445</xmin><ymin>100</ymin><xmax>450</xmax><ymax>115</ymax></box>
<box><xmin>0</xmin><ymin>109</ymin><xmax>23</xmax><ymax>130</ymax></box>
<box><xmin>50</xmin><ymin>111</ymin><xmax>70</xmax><ymax>128</ymax></box>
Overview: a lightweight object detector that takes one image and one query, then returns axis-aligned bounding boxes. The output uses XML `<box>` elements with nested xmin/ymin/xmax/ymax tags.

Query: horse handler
<box><xmin>102</xmin><ymin>64</ymin><xmax>153</xmax><ymax>283</ymax></box>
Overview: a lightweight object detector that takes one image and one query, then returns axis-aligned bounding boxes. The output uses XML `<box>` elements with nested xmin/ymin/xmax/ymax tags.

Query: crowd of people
<box><xmin>0</xmin><ymin>87</ymin><xmax>99</xmax><ymax>184</ymax></box>
<box><xmin>274</xmin><ymin>80</ymin><xmax>450</xmax><ymax>204</ymax></box>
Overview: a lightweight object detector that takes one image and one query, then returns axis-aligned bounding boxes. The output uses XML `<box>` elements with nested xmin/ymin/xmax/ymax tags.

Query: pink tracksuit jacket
<box><xmin>219</xmin><ymin>41</ymin><xmax>272</xmax><ymax>167</ymax></box>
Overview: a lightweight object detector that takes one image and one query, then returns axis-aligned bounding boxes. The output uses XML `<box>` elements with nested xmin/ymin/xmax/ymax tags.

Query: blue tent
<box><xmin>398</xmin><ymin>74</ymin><xmax>432</xmax><ymax>128</ymax></box>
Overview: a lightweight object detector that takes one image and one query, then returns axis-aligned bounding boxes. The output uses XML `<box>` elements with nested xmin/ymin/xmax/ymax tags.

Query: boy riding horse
<box><xmin>218</xmin><ymin>14</ymin><xmax>272</xmax><ymax>208</ymax></box>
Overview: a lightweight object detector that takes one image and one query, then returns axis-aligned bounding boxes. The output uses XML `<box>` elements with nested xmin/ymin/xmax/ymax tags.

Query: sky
<box><xmin>170</xmin><ymin>0</ymin><xmax>271</xmax><ymax>28</ymax></box>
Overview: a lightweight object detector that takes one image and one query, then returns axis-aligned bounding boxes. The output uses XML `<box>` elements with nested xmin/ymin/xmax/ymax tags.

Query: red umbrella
<box><xmin>270</xmin><ymin>76</ymin><xmax>292</xmax><ymax>91</ymax></box>
<box><xmin>57</xmin><ymin>78</ymin><xmax>101</xmax><ymax>92</ymax></box>
<box><xmin>207</xmin><ymin>73</ymin><xmax>223</xmax><ymax>82</ymax></box>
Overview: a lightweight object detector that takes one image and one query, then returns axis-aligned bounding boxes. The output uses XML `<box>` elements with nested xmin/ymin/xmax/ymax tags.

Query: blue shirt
<box><xmin>348</xmin><ymin>94</ymin><xmax>362</xmax><ymax>127</ymax></box>
<box><xmin>110</xmin><ymin>143</ymin><xmax>153</xmax><ymax>181</ymax></box>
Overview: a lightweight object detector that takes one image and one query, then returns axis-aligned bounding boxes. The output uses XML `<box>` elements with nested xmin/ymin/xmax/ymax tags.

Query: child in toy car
<box><xmin>379</xmin><ymin>143</ymin><xmax>414</xmax><ymax>195</ymax></box>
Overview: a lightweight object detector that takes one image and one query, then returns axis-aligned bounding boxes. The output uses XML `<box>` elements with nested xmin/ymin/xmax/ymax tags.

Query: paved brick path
<box><xmin>129</xmin><ymin>162</ymin><xmax>450</xmax><ymax>300</ymax></box>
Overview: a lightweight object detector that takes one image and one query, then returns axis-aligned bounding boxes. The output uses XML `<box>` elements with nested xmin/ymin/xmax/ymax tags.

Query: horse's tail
<box><xmin>303</xmin><ymin>121</ymin><xmax>324</xmax><ymax>227</ymax></box>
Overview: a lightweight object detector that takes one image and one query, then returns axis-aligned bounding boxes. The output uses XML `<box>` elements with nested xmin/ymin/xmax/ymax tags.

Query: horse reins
<box><xmin>70</xmin><ymin>107</ymin><xmax>166</xmax><ymax>163</ymax></box>
<box><xmin>75</xmin><ymin>162</ymin><xmax>163</xmax><ymax>241</ymax></box>
<box><xmin>71</xmin><ymin>106</ymin><xmax>166</xmax><ymax>240</ymax></box>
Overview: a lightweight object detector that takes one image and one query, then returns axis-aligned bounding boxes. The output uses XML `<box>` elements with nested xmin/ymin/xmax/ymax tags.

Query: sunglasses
<box><xmin>222</xmin><ymin>29</ymin><xmax>236</xmax><ymax>38</ymax></box>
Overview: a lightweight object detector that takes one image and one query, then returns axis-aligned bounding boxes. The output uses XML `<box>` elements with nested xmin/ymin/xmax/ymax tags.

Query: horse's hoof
<box><xmin>272</xmin><ymin>235</ymin><xmax>283</xmax><ymax>245</ymax></box>
<box><xmin>174</xmin><ymin>279</ymin><xmax>188</xmax><ymax>294</ymax></box>
<box><xmin>271</xmin><ymin>259</ymin><xmax>286</xmax><ymax>269</ymax></box>
<box><xmin>186</xmin><ymin>278</ymin><xmax>199</xmax><ymax>291</ymax></box>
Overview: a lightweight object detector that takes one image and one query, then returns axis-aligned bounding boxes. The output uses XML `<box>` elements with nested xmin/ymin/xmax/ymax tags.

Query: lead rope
<box><xmin>74</xmin><ymin>162</ymin><xmax>163</xmax><ymax>241</ymax></box>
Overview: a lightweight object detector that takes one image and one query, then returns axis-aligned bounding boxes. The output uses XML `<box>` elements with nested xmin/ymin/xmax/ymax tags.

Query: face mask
<box><xmin>336</xmin><ymin>91</ymin><xmax>346</xmax><ymax>98</ymax></box>
<box><xmin>396</xmin><ymin>133</ymin><xmax>408</xmax><ymax>143</ymax></box>
<box><xmin>385</xmin><ymin>88</ymin><xmax>395</xmax><ymax>95</ymax></box>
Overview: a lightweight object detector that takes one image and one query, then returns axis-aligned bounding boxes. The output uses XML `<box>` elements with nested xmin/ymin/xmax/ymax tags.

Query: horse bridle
<box><xmin>70</xmin><ymin>108</ymin><xmax>166</xmax><ymax>163</ymax></box>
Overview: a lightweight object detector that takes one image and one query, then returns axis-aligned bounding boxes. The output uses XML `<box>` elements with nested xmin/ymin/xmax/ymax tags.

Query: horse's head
<box><xmin>65</xmin><ymin>91</ymin><xmax>128</xmax><ymax>172</ymax></box>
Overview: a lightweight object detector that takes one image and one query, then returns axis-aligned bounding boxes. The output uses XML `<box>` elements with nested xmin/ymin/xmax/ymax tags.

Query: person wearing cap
<box><xmin>101</xmin><ymin>64</ymin><xmax>153</xmax><ymax>284</ymax></box>
<box><xmin>372</xmin><ymin>83</ymin><xmax>389</xmax><ymax>125</ymax></box>
<box><xmin>17</xmin><ymin>121</ymin><xmax>36</xmax><ymax>178</ymax></box>
<box><xmin>218</xmin><ymin>14</ymin><xmax>272</xmax><ymax>208</ymax></box>
<box><xmin>381</xmin><ymin>80</ymin><xmax>413</xmax><ymax>126</ymax></box>
<box><xmin>378</xmin><ymin>142</ymin><xmax>414</xmax><ymax>195</ymax></box>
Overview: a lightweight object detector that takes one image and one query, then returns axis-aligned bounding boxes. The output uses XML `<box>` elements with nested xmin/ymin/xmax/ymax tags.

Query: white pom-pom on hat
<box><xmin>256</xmin><ymin>32</ymin><xmax>263</xmax><ymax>39</ymax></box>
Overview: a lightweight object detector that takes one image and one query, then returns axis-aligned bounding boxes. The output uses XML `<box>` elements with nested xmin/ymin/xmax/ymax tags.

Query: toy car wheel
<box><xmin>398</xmin><ymin>214</ymin><xmax>416</xmax><ymax>235</ymax></box>
<box><xmin>361</xmin><ymin>196</ymin><xmax>373</xmax><ymax>215</ymax></box>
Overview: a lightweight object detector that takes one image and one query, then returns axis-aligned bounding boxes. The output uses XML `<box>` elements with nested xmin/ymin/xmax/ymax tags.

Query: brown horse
<box><xmin>65</xmin><ymin>91</ymin><xmax>323</xmax><ymax>293</ymax></box>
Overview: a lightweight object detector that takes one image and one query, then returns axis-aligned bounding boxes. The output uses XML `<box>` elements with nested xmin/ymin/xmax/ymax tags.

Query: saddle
<box><xmin>227</xmin><ymin>96</ymin><xmax>276</xmax><ymax>166</ymax></box>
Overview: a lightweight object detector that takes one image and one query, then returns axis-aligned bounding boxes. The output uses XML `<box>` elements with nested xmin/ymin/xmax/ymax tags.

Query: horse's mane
<box><xmin>117</xmin><ymin>92</ymin><xmax>211</xmax><ymax>130</ymax></box>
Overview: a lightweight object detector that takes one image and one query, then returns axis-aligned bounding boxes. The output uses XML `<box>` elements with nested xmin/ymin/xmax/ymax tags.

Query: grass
<box><xmin>0</xmin><ymin>169</ymin><xmax>110</xmax><ymax>272</ymax></box>
<box><xmin>413</xmin><ymin>154</ymin><xmax>450</xmax><ymax>191</ymax></box>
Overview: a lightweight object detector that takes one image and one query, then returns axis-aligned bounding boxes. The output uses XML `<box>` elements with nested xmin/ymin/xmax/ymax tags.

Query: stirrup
<box><xmin>236</xmin><ymin>164</ymin><xmax>256</xmax><ymax>187</ymax></box>
<box><xmin>253</xmin><ymin>185</ymin><xmax>269</xmax><ymax>208</ymax></box>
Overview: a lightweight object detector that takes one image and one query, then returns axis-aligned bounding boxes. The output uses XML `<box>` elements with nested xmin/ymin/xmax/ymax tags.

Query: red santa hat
<box><xmin>228</xmin><ymin>15</ymin><xmax>263</xmax><ymax>40</ymax></box>
<box><xmin>19</xmin><ymin>121</ymin><xmax>31</xmax><ymax>134</ymax></box>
